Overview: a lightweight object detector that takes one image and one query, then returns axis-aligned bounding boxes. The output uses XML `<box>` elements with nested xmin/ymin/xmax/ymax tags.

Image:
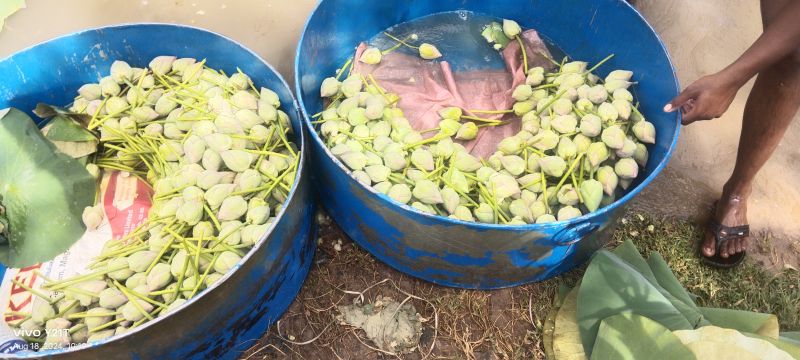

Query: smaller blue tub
<box><xmin>0</xmin><ymin>24</ymin><xmax>315</xmax><ymax>359</ymax></box>
<box><xmin>296</xmin><ymin>0</ymin><xmax>681</xmax><ymax>289</ymax></box>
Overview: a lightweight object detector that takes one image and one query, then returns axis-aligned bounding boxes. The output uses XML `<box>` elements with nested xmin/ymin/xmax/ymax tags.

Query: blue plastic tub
<box><xmin>0</xmin><ymin>24</ymin><xmax>316</xmax><ymax>359</ymax></box>
<box><xmin>295</xmin><ymin>0</ymin><xmax>680</xmax><ymax>289</ymax></box>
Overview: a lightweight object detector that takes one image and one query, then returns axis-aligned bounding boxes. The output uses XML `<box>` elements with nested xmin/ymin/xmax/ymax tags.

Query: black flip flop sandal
<box><xmin>700</xmin><ymin>217</ymin><xmax>749</xmax><ymax>268</ymax></box>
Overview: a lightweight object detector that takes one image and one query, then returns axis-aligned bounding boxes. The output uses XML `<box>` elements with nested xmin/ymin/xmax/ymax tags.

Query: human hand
<box><xmin>663</xmin><ymin>72</ymin><xmax>743</xmax><ymax>125</ymax></box>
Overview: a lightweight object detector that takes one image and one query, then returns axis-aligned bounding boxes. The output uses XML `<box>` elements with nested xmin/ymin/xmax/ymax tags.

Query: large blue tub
<box><xmin>295</xmin><ymin>0</ymin><xmax>680</xmax><ymax>289</ymax></box>
<box><xmin>0</xmin><ymin>24</ymin><xmax>316</xmax><ymax>359</ymax></box>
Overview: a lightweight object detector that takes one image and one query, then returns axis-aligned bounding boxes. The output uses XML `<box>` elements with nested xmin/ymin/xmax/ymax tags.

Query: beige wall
<box><xmin>638</xmin><ymin>0</ymin><xmax>800</xmax><ymax>236</ymax></box>
<box><xmin>0</xmin><ymin>0</ymin><xmax>318</xmax><ymax>86</ymax></box>
<box><xmin>2</xmin><ymin>0</ymin><xmax>797</xmax><ymax>235</ymax></box>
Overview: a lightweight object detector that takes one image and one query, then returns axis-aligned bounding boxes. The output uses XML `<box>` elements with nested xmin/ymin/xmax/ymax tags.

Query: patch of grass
<box><xmin>611</xmin><ymin>213</ymin><xmax>800</xmax><ymax>331</ymax></box>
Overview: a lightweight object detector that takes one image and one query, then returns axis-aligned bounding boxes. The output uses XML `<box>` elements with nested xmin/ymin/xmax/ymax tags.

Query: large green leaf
<box><xmin>699</xmin><ymin>307</ymin><xmax>779</xmax><ymax>339</ymax></box>
<box><xmin>553</xmin><ymin>284</ymin><xmax>587</xmax><ymax>360</ymax></box>
<box><xmin>746</xmin><ymin>332</ymin><xmax>800</xmax><ymax>359</ymax></box>
<box><xmin>44</xmin><ymin>115</ymin><xmax>96</xmax><ymax>142</ymax></box>
<box><xmin>544</xmin><ymin>285</ymin><xmax>571</xmax><ymax>359</ymax></box>
<box><xmin>780</xmin><ymin>331</ymin><xmax>800</xmax><ymax>346</ymax></box>
<box><xmin>577</xmin><ymin>250</ymin><xmax>692</xmax><ymax>355</ymax></box>
<box><xmin>646</xmin><ymin>252</ymin><xmax>696</xmax><ymax>308</ymax></box>
<box><xmin>0</xmin><ymin>108</ymin><xmax>95</xmax><ymax>268</ymax></box>
<box><xmin>674</xmin><ymin>326</ymin><xmax>794</xmax><ymax>360</ymax></box>
<box><xmin>591</xmin><ymin>313</ymin><xmax>695</xmax><ymax>360</ymax></box>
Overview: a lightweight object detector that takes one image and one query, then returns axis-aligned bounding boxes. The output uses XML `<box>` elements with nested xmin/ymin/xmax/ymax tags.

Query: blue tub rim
<box><xmin>1</xmin><ymin>22</ymin><xmax>307</xmax><ymax>357</ymax></box>
<box><xmin>294</xmin><ymin>1</ymin><xmax>681</xmax><ymax>231</ymax></box>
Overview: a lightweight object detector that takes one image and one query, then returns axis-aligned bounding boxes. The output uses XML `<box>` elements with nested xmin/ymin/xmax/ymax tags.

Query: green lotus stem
<box><xmin>538</xmin><ymin>50</ymin><xmax>561</xmax><ymax>67</ymax></box>
<box><xmin>44</xmin><ymin>265</ymin><xmax>127</xmax><ymax>291</ymax></box>
<box><xmin>468</xmin><ymin>108</ymin><xmax>514</xmax><ymax>114</ymax></box>
<box><xmin>573</xmin><ymin>105</ymin><xmax>586</xmax><ymax>118</ymax></box>
<box><xmin>383</xmin><ymin>32</ymin><xmax>420</xmax><ymax>50</ymax></box>
<box><xmin>11</xmin><ymin>279</ymin><xmax>53</xmax><ymax>302</ymax></box>
<box><xmin>541</xmin><ymin>172</ymin><xmax>550</xmax><ymax>213</ymax></box>
<box><xmin>552</xmin><ymin>153</ymin><xmax>585</xmax><ymax>198</ymax></box>
<box><xmin>535</xmin><ymin>89</ymin><xmax>568</xmax><ymax>116</ymax></box>
<box><xmin>169</xmin><ymin>97</ymin><xmax>211</xmax><ymax>116</ymax></box>
<box><xmin>63</xmin><ymin>286</ymin><xmax>100</xmax><ymax>299</ymax></box>
<box><xmin>254</xmin><ymin>127</ymin><xmax>277</xmax><ymax>169</ymax></box>
<box><xmin>419</xmin><ymin>127</ymin><xmax>440</xmax><ymax>134</ymax></box>
<box><xmin>187</xmin><ymin>251</ymin><xmax>220</xmax><ymax>300</ymax></box>
<box><xmin>116</xmin><ymin>283</ymin><xmax>153</xmax><ymax>321</ymax></box>
<box><xmin>585</xmin><ymin>53</ymin><xmax>615</xmax><ymax>74</ymax></box>
<box><xmin>69</xmin><ymin>323</ymin><xmax>86</xmax><ymax>335</ymax></box>
<box><xmin>477</xmin><ymin>182</ymin><xmax>509</xmax><ymax>223</ymax></box>
<box><xmin>145</xmin><ymin>236</ymin><xmax>175</xmax><ymax>276</ymax></box>
<box><xmin>87</xmin><ymin>97</ymin><xmax>109</xmax><ymax>130</ymax></box>
<box><xmin>534</xmin><ymin>83</ymin><xmax>559</xmax><ymax>90</ymax></box>
<box><xmin>55</xmin><ymin>299</ymin><xmax>80</xmax><ymax>318</ymax></box>
<box><xmin>526</xmin><ymin>147</ymin><xmax>547</xmax><ymax>157</ymax></box>
<box><xmin>276</xmin><ymin>120</ymin><xmax>297</xmax><ymax>158</ymax></box>
<box><xmin>67</xmin><ymin>311</ymin><xmax>120</xmax><ymax>319</ymax></box>
<box><xmin>89</xmin><ymin>317</ymin><xmax>126</xmax><ymax>333</ymax></box>
<box><xmin>368</xmin><ymin>74</ymin><xmax>391</xmax><ymax>101</ymax></box>
<box><xmin>131</xmin><ymin>308</ymin><xmax>163</xmax><ymax>329</ymax></box>
<box><xmin>461</xmin><ymin>115</ymin><xmax>503</xmax><ymax>123</ymax></box>
<box><xmin>571</xmin><ymin>171</ymin><xmax>583</xmax><ymax>203</ymax></box>
<box><xmin>92</xmin><ymin>244</ymin><xmax>147</xmax><ymax>266</ymax></box>
<box><xmin>90</xmin><ymin>105</ymin><xmax>132</xmax><ymax>130</ymax></box>
<box><xmin>477</xmin><ymin>121</ymin><xmax>510</xmax><ymax>129</ymax></box>
<box><xmin>4</xmin><ymin>311</ymin><xmax>30</xmax><ymax>317</ymax></box>
<box><xmin>259</xmin><ymin>170</ymin><xmax>293</xmax><ymax>193</ymax></box>
<box><xmin>560</xmin><ymin>56</ymin><xmax>568</xmax><ymax>68</ymax></box>
<box><xmin>338</xmin><ymin>129</ymin><xmax>375</xmax><ymax>141</ymax></box>
<box><xmin>516</xmin><ymin>36</ymin><xmax>529</xmax><ymax>75</ymax></box>
<box><xmin>521</xmin><ymin>177</ymin><xmax>543</xmax><ymax>190</ymax></box>
<box><xmin>403</xmin><ymin>132</ymin><xmax>448</xmax><ymax>150</ymax></box>
<box><xmin>334</xmin><ymin>57</ymin><xmax>353</xmax><ymax>81</ymax></box>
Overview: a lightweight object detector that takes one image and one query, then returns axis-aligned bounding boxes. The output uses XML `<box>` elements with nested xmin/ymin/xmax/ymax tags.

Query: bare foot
<box><xmin>702</xmin><ymin>192</ymin><xmax>749</xmax><ymax>258</ymax></box>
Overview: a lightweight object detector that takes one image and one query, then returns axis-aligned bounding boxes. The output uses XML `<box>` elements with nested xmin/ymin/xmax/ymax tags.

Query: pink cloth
<box><xmin>352</xmin><ymin>30</ymin><xmax>554</xmax><ymax>158</ymax></box>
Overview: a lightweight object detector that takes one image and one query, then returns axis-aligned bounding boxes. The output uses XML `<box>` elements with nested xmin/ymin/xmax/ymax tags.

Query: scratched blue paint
<box><xmin>295</xmin><ymin>0</ymin><xmax>681</xmax><ymax>289</ymax></box>
<box><xmin>0</xmin><ymin>24</ymin><xmax>315</xmax><ymax>358</ymax></box>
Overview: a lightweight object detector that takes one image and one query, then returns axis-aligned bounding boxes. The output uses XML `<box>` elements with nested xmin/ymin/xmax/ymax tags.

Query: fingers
<box><xmin>663</xmin><ymin>87</ymin><xmax>698</xmax><ymax>113</ymax></box>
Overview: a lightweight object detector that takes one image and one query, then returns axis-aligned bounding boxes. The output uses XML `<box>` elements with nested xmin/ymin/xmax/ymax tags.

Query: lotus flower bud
<box><xmin>110</xmin><ymin>60</ymin><xmax>133</xmax><ymax>83</ymax></box>
<box><xmin>155</xmin><ymin>197</ymin><xmax>182</xmax><ymax>218</ymax></box>
<box><xmin>257</xmin><ymin>102</ymin><xmax>278</xmax><ymax>122</ymax></box>
<box><xmin>512</xmin><ymin>84</ymin><xmax>533</xmax><ymax>101</ymax></box>
<box><xmin>633</xmin><ymin>143</ymin><xmax>649</xmax><ymax>167</ymax></box>
<box><xmin>579</xmin><ymin>114</ymin><xmax>602</xmax><ymax>137</ymax></box>
<box><xmin>452</xmin><ymin>206</ymin><xmax>474</xmax><ymax>222</ymax></box>
<box><xmin>146</xmin><ymin>55</ymin><xmax>175</xmax><ymax>76</ymax></box>
<box><xmin>119</xmin><ymin>298</ymin><xmax>155</xmax><ymax>323</ymax></box>
<box><xmin>402</xmin><ymin>131</ymin><xmax>423</xmax><ymax>144</ymax></box>
<box><xmin>573</xmin><ymin>98</ymin><xmax>592</xmax><ymax>113</ymax></box>
<box><xmin>587</xmin><ymin>85</ymin><xmax>608</xmax><ymax>104</ymax></box>
<box><xmin>257</xmin><ymin>87</ymin><xmax>280</xmax><ymax>108</ymax></box>
<box><xmin>179</xmin><ymin>135</ymin><xmax>205</xmax><ymax>165</ymax></box>
<box><xmin>513</xmin><ymin>100</ymin><xmax>535</xmax><ymax>116</ymax></box>
<box><xmin>220</xmin><ymin>150</ymin><xmax>254</xmax><ymax>172</ymax></box>
<box><xmin>359</xmin><ymin>47</ymin><xmax>383</xmax><ymax>64</ymax></box>
<box><xmin>217</xmin><ymin>196</ymin><xmax>248</xmax><ymax>221</ymax></box>
<box><xmin>473</xmin><ymin>203</ymin><xmax>494</xmax><ymax>223</ymax></box>
<box><xmin>576</xmin><ymin>84</ymin><xmax>592</xmax><ymax>99</ymax></box>
<box><xmin>615</xmin><ymin>158</ymin><xmax>639</xmax><ymax>179</ymax></box>
<box><xmin>340</xmin><ymin>76</ymin><xmax>363</xmax><ymax>98</ymax></box>
<box><xmin>83</xmin><ymin>307</ymin><xmax>115</xmax><ymax>330</ymax></box>
<box><xmin>519</xmin><ymin>112</ymin><xmax>539</xmax><ymax>134</ymax></box>
<box><xmin>484</xmin><ymin>152</ymin><xmax>501</xmax><ymax>171</ymax></box>
<box><xmin>430</xmin><ymin>107</ymin><xmax>462</xmax><ymax>123</ymax></box>
<box><xmin>145</xmin><ymin>263</ymin><xmax>173</xmax><ymax>292</ymax></box>
<box><xmin>606</xmin><ymin>69</ymin><xmax>633</xmax><ymax>82</ymax></box>
<box><xmin>208</xmin><ymin>251</ymin><xmax>240</xmax><ymax>274</ymax></box>
<box><xmin>381</xmin><ymin>151</ymin><xmax>407</xmax><ymax>171</ymax></box>
<box><xmin>31</xmin><ymin>301</ymin><xmax>56</xmax><ymax>325</ymax></box>
<box><xmin>526</xmin><ymin>72</ymin><xmax>545</xmax><ymax>87</ymax></box>
<box><xmin>539</xmin><ymin>156</ymin><xmax>567</xmax><ymax>177</ymax></box>
<box><xmin>549</xmin><ymin>98</ymin><xmax>570</xmax><ymax>116</ymax></box>
<box><xmin>488</xmin><ymin>173</ymin><xmax>520</xmax><ymax>199</ymax></box>
<box><xmin>616</xmin><ymin>138</ymin><xmax>637</xmax><ymax>158</ymax></box>
<box><xmin>561</xmin><ymin>61</ymin><xmax>588</xmax><ymax>74</ymax></box>
<box><xmin>557</xmin><ymin>206</ymin><xmax>582</xmax><ymax>221</ymax></box>
<box><xmin>198</xmin><ymin>150</ymin><xmax>222</xmax><ymax>173</ymax></box>
<box><xmin>82</xmin><ymin>205</ymin><xmax>104</xmax><ymax>230</ymax></box>
<box><xmin>437</xmin><ymin>187</ymin><xmax>458</xmax><ymax>214</ymax></box>
<box><xmin>535</xmin><ymin>214</ymin><xmax>556</xmax><ymax>223</ymax></box>
<box><xmin>492</xmin><ymin>136</ymin><xmax>522</xmax><ymax>156</ymax></box>
<box><xmin>474</xmin><ymin>167</ymin><xmax>493</xmax><ymax>183</ymax></box>
<box><xmin>632</xmin><ymin>121</ymin><xmax>656</xmax><ymax>144</ymax></box>
<box><xmin>557</xmin><ymin>138</ymin><xmax>578</xmax><ymax>159</ymax></box>
<box><xmin>140</xmin><ymin>123</ymin><xmax>162</xmax><ymax>138</ymax></box>
<box><xmin>118</xmin><ymin>116</ymin><xmax>137</xmax><ymax>134</ymax></box>
<box><xmin>618</xmin><ymin>178</ymin><xmax>632</xmax><ymax>190</ymax></box>
<box><xmin>150</xmin><ymin>93</ymin><xmax>176</xmax><ymax>115</ymax></box>
<box><xmin>85</xmin><ymin>99</ymin><xmax>106</xmax><ymax>117</ymax></box>
<box><xmin>106</xmin><ymin>256</ymin><xmax>133</xmax><ymax>281</ymax></box>
<box><xmin>86</xmin><ymin>329</ymin><xmax>115</xmax><ymax>343</ymax></box>
<box><xmin>596</xmin><ymin>102</ymin><xmax>618</xmax><ymax>123</ymax></box>
<box><xmin>319</xmin><ymin>77</ymin><xmax>342</xmax><ymax>98</ymax></box>
<box><xmin>229</xmin><ymin>90</ymin><xmax>257</xmax><ymax>111</ymax></box>
<box><xmin>498</xmin><ymin>18</ymin><xmax>521</xmax><ymax>38</ymax></box>
<box><xmin>498</xmin><ymin>155</ymin><xmax>523</xmax><ymax>176</ymax></box>
<box><xmin>587</xmin><ymin>142</ymin><xmax>610</xmax><ymax>168</ymax></box>
<box><xmin>433</xmin><ymin>120</ymin><xmax>459</xmax><ymax>138</ymax></box>
<box><xmin>610</xmin><ymin>99</ymin><xmax>630</xmax><ymax>121</ymax></box>
<box><xmin>509</xmin><ymin>199</ymin><xmax>533</xmax><ymax>222</ymax></box>
<box><xmin>346</xmin><ymin>107</ymin><xmax>369</xmax><ymax>126</ymax></box>
<box><xmin>78</xmin><ymin>83</ymin><xmax>102</xmax><ymax>100</ymax></box>
<box><xmin>412</xmin><ymin>180</ymin><xmax>444</xmax><ymax>204</ymax></box>
<box><xmin>419</xmin><ymin>43</ymin><xmax>443</xmax><ymax>60</ymax></box>
<box><xmin>99</xmin><ymin>76</ymin><xmax>121</xmax><ymax>97</ymax></box>
<box><xmin>556</xmin><ymin>185</ymin><xmax>579</xmax><ymax>206</ymax></box>
<box><xmin>126</xmin><ymin>250</ymin><xmax>158</xmax><ymax>274</ymax></box>
<box><xmin>604</xmin><ymin>79</ymin><xmax>633</xmax><ymax>93</ymax></box>
<box><xmin>362</xmin><ymin>165</ymin><xmax>390</xmax><ymax>183</ymax></box>
<box><xmin>612</xmin><ymin>88</ymin><xmax>633</xmax><ymax>102</ymax></box>
<box><xmin>551</xmin><ymin>114</ymin><xmax>577</xmax><ymax>134</ymax></box>
<box><xmin>98</xmin><ymin>288</ymin><xmax>128</xmax><ymax>310</ymax></box>
<box><xmin>176</xmin><ymin>200</ymin><xmax>204</xmax><ymax>225</ymax></box>
<box><xmin>334</xmin><ymin>151</ymin><xmax>366</xmax><ymax>171</ymax></box>
<box><xmin>239</xmin><ymin>224</ymin><xmax>267</xmax><ymax>247</ymax></box>
<box><xmin>368</xmin><ymin>181</ymin><xmax>389</xmax><ymax>194</ymax></box>
<box><xmin>453</xmin><ymin>151</ymin><xmax>482</xmax><ymax>172</ymax></box>
<box><xmin>162</xmin><ymin>123</ymin><xmax>183</xmax><ymax>140</ymax></box>
<box><xmin>362</xmin><ymin>97</ymin><xmax>385</xmax><ymax>122</ymax></box>
<box><xmin>573</xmin><ymin>134</ymin><xmax>592</xmax><ymax>153</ymax></box>
<box><xmin>576</xmin><ymin>179</ymin><xmax>602</xmax><ymax>212</ymax></box>
<box><xmin>521</xmin><ymin>154</ymin><xmax>539</xmax><ymax>175</ymax></box>
<box><xmin>387</xmin><ymin>183</ymin><xmax>412</xmax><ymax>204</ymax></box>
<box><xmin>408</xmin><ymin>202</ymin><xmax>433</xmax><ymax>214</ymax></box>
<box><xmin>210</xmin><ymin>222</ymin><xmax>238</xmax><ymax>247</ymax></box>
<box><xmin>104</xmin><ymin>96</ymin><xmax>127</xmax><ymax>115</ymax></box>
<box><xmin>530</xmin><ymin>130</ymin><xmax>559</xmax><ymax>151</ymax></box>
<box><xmin>601</xmin><ymin>125</ymin><xmax>626</xmax><ymax>149</ymax></box>
<box><xmin>367</xmin><ymin>122</ymin><xmax>390</xmax><ymax>139</ymax></box>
